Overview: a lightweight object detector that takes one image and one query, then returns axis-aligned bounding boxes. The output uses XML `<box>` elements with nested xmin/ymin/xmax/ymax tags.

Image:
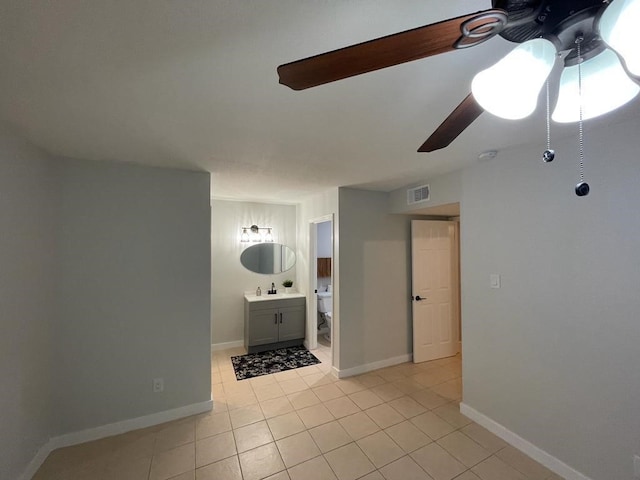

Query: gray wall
<box><xmin>337</xmin><ymin>188</ymin><xmax>419</xmax><ymax>371</ymax></box>
<box><xmin>211</xmin><ymin>200</ymin><xmax>297</xmax><ymax>346</ymax></box>
<box><xmin>54</xmin><ymin>159</ymin><xmax>212</xmax><ymax>434</ymax></box>
<box><xmin>0</xmin><ymin>128</ymin><xmax>56</xmax><ymax>480</ymax></box>
<box><xmin>317</xmin><ymin>221</ymin><xmax>332</xmax><ymax>258</ymax></box>
<box><xmin>0</xmin><ymin>132</ymin><xmax>212</xmax><ymax>479</ymax></box>
<box><xmin>316</xmin><ymin>220</ymin><xmax>333</xmax><ymax>293</ymax></box>
<box><xmin>460</xmin><ymin>117</ymin><xmax>640</xmax><ymax>480</ymax></box>
<box><xmin>388</xmin><ymin>170</ymin><xmax>462</xmax><ymax>214</ymax></box>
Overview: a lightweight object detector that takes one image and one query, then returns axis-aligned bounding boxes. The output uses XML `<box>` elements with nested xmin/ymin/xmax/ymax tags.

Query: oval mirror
<box><xmin>240</xmin><ymin>243</ymin><xmax>296</xmax><ymax>274</ymax></box>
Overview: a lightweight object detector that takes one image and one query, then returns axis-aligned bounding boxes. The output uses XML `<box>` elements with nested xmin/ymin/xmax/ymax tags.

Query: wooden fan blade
<box><xmin>278</xmin><ymin>8</ymin><xmax>507</xmax><ymax>90</ymax></box>
<box><xmin>418</xmin><ymin>94</ymin><xmax>483</xmax><ymax>153</ymax></box>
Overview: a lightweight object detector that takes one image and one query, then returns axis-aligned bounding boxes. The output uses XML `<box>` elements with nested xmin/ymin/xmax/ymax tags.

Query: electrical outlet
<box><xmin>634</xmin><ymin>454</ymin><xmax>640</xmax><ymax>478</ymax></box>
<box><xmin>152</xmin><ymin>378</ymin><xmax>164</xmax><ymax>393</ymax></box>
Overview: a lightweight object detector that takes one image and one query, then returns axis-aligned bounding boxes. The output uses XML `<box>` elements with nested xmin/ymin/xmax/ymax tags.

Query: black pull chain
<box><xmin>575</xmin><ymin>36</ymin><xmax>590</xmax><ymax>196</ymax></box>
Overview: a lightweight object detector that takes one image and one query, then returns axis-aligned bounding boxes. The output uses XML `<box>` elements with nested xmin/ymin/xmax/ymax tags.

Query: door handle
<box><xmin>414</xmin><ymin>295</ymin><xmax>426</xmax><ymax>301</ymax></box>
<box><xmin>279</xmin><ymin>313</ymin><xmax>283</xmax><ymax>324</ymax></box>
<box><xmin>275</xmin><ymin>313</ymin><xmax>278</xmax><ymax>324</ymax></box>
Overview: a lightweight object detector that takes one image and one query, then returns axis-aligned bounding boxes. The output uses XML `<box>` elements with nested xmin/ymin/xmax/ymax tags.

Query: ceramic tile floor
<box><xmin>33</xmin><ymin>343</ymin><xmax>564</xmax><ymax>480</ymax></box>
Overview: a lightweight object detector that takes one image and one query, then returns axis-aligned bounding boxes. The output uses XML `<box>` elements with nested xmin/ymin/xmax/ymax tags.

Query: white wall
<box><xmin>338</xmin><ymin>188</ymin><xmax>424</xmax><ymax>372</ymax></box>
<box><xmin>54</xmin><ymin>159</ymin><xmax>212</xmax><ymax>434</ymax></box>
<box><xmin>211</xmin><ymin>200</ymin><xmax>297</xmax><ymax>346</ymax></box>
<box><xmin>0</xmin><ymin>128</ymin><xmax>56</xmax><ymax>480</ymax></box>
<box><xmin>459</xmin><ymin>117</ymin><xmax>640</xmax><ymax>480</ymax></box>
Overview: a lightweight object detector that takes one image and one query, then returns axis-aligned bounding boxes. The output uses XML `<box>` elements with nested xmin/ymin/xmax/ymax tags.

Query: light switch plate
<box><xmin>490</xmin><ymin>274</ymin><xmax>501</xmax><ymax>289</ymax></box>
<box><xmin>153</xmin><ymin>378</ymin><xmax>164</xmax><ymax>393</ymax></box>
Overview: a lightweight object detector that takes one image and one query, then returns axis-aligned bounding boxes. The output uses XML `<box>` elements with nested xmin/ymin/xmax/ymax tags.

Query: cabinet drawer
<box><xmin>248</xmin><ymin>296</ymin><xmax>305</xmax><ymax>312</ymax></box>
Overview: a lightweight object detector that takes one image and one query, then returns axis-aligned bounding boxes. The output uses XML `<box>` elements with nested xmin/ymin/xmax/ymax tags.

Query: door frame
<box><xmin>307</xmin><ymin>214</ymin><xmax>334</xmax><ymax>355</ymax></box>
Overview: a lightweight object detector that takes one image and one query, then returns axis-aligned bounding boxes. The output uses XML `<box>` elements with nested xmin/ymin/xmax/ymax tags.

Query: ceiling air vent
<box><xmin>407</xmin><ymin>184</ymin><xmax>430</xmax><ymax>205</ymax></box>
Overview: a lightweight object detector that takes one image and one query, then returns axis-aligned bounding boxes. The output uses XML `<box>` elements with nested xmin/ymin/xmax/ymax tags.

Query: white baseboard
<box><xmin>19</xmin><ymin>400</ymin><xmax>212</xmax><ymax>480</ymax></box>
<box><xmin>459</xmin><ymin>403</ymin><xmax>592</xmax><ymax>480</ymax></box>
<box><xmin>334</xmin><ymin>353</ymin><xmax>413</xmax><ymax>378</ymax></box>
<box><xmin>19</xmin><ymin>442</ymin><xmax>53</xmax><ymax>480</ymax></box>
<box><xmin>211</xmin><ymin>340</ymin><xmax>244</xmax><ymax>351</ymax></box>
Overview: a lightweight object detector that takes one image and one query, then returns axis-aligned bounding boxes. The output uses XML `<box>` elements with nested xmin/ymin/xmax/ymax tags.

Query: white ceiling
<box><xmin>2</xmin><ymin>0</ymin><xmax>639</xmax><ymax>203</ymax></box>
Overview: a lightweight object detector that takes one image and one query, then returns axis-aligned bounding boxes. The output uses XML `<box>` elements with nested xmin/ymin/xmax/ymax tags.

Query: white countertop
<box><xmin>244</xmin><ymin>292</ymin><xmax>306</xmax><ymax>302</ymax></box>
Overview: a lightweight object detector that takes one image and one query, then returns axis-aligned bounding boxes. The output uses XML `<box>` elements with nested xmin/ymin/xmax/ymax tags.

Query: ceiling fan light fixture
<box><xmin>552</xmin><ymin>48</ymin><xmax>640</xmax><ymax>123</ymax></box>
<box><xmin>471</xmin><ymin>38</ymin><xmax>557</xmax><ymax>120</ymax></box>
<box><xmin>599</xmin><ymin>0</ymin><xmax>640</xmax><ymax>76</ymax></box>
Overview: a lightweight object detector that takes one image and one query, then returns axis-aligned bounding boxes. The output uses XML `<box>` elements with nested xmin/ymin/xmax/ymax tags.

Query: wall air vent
<box><xmin>407</xmin><ymin>184</ymin><xmax>430</xmax><ymax>205</ymax></box>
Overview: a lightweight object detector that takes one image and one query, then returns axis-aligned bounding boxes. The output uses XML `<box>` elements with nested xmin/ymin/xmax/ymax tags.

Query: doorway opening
<box><xmin>411</xmin><ymin>219</ymin><xmax>461</xmax><ymax>363</ymax></box>
<box><xmin>307</xmin><ymin>215</ymin><xmax>334</xmax><ymax>366</ymax></box>
<box><xmin>408</xmin><ymin>203</ymin><xmax>461</xmax><ymax>365</ymax></box>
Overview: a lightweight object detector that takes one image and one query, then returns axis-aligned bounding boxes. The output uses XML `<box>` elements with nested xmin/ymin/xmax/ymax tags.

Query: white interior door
<box><xmin>412</xmin><ymin>220</ymin><xmax>458</xmax><ymax>363</ymax></box>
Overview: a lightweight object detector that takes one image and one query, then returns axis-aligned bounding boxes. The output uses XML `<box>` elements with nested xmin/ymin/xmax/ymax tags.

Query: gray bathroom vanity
<box><xmin>244</xmin><ymin>293</ymin><xmax>306</xmax><ymax>353</ymax></box>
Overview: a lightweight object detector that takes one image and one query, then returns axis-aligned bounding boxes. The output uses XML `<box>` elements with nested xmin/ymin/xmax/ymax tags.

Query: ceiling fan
<box><xmin>277</xmin><ymin>0</ymin><xmax>640</xmax><ymax>153</ymax></box>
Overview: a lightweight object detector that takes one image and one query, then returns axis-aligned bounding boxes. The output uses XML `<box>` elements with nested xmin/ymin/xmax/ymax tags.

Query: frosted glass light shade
<box><xmin>599</xmin><ymin>0</ymin><xmax>640</xmax><ymax>76</ymax></box>
<box><xmin>472</xmin><ymin>38</ymin><xmax>556</xmax><ymax>120</ymax></box>
<box><xmin>552</xmin><ymin>49</ymin><xmax>640</xmax><ymax>123</ymax></box>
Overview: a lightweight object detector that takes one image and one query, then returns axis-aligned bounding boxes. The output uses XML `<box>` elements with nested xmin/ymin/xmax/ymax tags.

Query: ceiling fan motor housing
<box><xmin>494</xmin><ymin>0</ymin><xmax>608</xmax><ymax>62</ymax></box>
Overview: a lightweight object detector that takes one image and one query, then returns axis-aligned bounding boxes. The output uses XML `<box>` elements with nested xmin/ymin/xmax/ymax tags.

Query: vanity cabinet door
<box><xmin>278</xmin><ymin>305</ymin><xmax>306</xmax><ymax>342</ymax></box>
<box><xmin>248</xmin><ymin>309</ymin><xmax>279</xmax><ymax>346</ymax></box>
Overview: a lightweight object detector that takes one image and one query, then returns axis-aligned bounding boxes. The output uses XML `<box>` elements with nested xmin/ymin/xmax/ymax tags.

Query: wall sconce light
<box><xmin>240</xmin><ymin>225</ymin><xmax>274</xmax><ymax>243</ymax></box>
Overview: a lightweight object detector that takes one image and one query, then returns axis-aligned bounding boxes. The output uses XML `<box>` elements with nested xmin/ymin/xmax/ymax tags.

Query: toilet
<box><xmin>317</xmin><ymin>291</ymin><xmax>332</xmax><ymax>342</ymax></box>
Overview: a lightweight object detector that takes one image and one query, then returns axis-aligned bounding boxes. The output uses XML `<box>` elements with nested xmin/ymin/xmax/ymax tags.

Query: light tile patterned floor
<box><xmin>33</xmin><ymin>341</ymin><xmax>564</xmax><ymax>480</ymax></box>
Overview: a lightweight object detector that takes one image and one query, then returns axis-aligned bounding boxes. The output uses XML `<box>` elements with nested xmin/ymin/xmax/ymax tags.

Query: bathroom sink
<box><xmin>245</xmin><ymin>292</ymin><xmax>305</xmax><ymax>302</ymax></box>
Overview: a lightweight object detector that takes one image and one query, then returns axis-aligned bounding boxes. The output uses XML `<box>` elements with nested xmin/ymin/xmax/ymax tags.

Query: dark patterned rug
<box><xmin>231</xmin><ymin>346</ymin><xmax>321</xmax><ymax>380</ymax></box>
